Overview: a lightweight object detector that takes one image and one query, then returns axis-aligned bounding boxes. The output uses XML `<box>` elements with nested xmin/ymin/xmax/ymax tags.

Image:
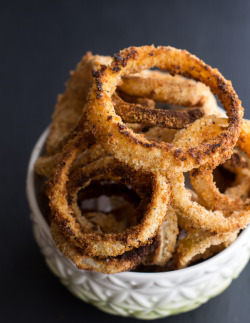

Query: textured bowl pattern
<box><xmin>27</xmin><ymin>128</ymin><xmax>250</xmax><ymax>320</ymax></box>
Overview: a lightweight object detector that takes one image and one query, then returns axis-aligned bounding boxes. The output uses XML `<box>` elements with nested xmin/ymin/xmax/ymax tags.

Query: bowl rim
<box><xmin>26</xmin><ymin>126</ymin><xmax>250</xmax><ymax>278</ymax></box>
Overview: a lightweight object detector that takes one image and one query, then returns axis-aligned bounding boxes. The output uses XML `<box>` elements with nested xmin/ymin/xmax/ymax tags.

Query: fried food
<box><xmin>191</xmin><ymin>153</ymin><xmax>250</xmax><ymax>214</ymax></box>
<box><xmin>143</xmin><ymin>206</ymin><xmax>178</xmax><ymax>266</ymax></box>
<box><xmin>48</xmin><ymin>156</ymin><xmax>170</xmax><ymax>257</ymax></box>
<box><xmin>51</xmin><ymin>222</ymin><xmax>150</xmax><ymax>274</ymax></box>
<box><xmin>34</xmin><ymin>52</ymin><xmax>110</xmax><ymax>176</ymax></box>
<box><xmin>35</xmin><ymin>60</ymin><xmax>219</xmax><ymax>178</ymax></box>
<box><xmin>120</xmin><ymin>70</ymin><xmax>220</xmax><ymax>116</ymax></box>
<box><xmin>33</xmin><ymin>45</ymin><xmax>248</xmax><ymax>273</ymax></box>
<box><xmin>113</xmin><ymin>92</ymin><xmax>205</xmax><ymax>129</ymax></box>
<box><xmin>46</xmin><ymin>53</ymin><xmax>112</xmax><ymax>155</ymax></box>
<box><xmin>170</xmin><ymin>119</ymin><xmax>250</xmax><ymax>235</ymax></box>
<box><xmin>171</xmin><ymin>171</ymin><xmax>250</xmax><ymax>234</ymax></box>
<box><xmin>86</xmin><ymin>45</ymin><xmax>243</xmax><ymax>175</ymax></box>
<box><xmin>173</xmin><ymin>229</ymin><xmax>238</xmax><ymax>269</ymax></box>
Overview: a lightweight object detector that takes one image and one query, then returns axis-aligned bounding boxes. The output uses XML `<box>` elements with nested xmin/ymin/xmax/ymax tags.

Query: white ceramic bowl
<box><xmin>26</xmin><ymin>128</ymin><xmax>250</xmax><ymax>320</ymax></box>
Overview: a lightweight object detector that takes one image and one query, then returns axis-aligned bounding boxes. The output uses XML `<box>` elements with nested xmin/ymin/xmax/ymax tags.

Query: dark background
<box><xmin>1</xmin><ymin>0</ymin><xmax>250</xmax><ymax>322</ymax></box>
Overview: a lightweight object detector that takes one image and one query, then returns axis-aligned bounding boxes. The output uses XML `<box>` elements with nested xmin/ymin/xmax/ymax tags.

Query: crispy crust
<box><xmin>35</xmin><ymin>49</ymin><xmax>223</xmax><ymax>179</ymax></box>
<box><xmin>143</xmin><ymin>206</ymin><xmax>178</xmax><ymax>266</ymax></box>
<box><xmin>172</xmin><ymin>122</ymin><xmax>250</xmax><ymax>234</ymax></box>
<box><xmin>173</xmin><ymin>229</ymin><xmax>238</xmax><ymax>269</ymax></box>
<box><xmin>34</xmin><ymin>53</ymin><xmax>111</xmax><ymax>177</ymax></box>
<box><xmin>48</xmin><ymin>155</ymin><xmax>170</xmax><ymax>257</ymax></box>
<box><xmin>35</xmin><ymin>66</ymin><xmax>218</xmax><ymax>178</ymax></box>
<box><xmin>113</xmin><ymin>92</ymin><xmax>205</xmax><ymax>129</ymax></box>
<box><xmin>189</xmin><ymin>125</ymin><xmax>250</xmax><ymax>224</ymax></box>
<box><xmin>191</xmin><ymin>162</ymin><xmax>250</xmax><ymax>214</ymax></box>
<box><xmin>50</xmin><ymin>222</ymin><xmax>150</xmax><ymax>274</ymax></box>
<box><xmin>120</xmin><ymin>70</ymin><xmax>220</xmax><ymax>115</ymax></box>
<box><xmin>171</xmin><ymin>171</ymin><xmax>250</xmax><ymax>233</ymax></box>
<box><xmin>86</xmin><ymin>45</ymin><xmax>243</xmax><ymax>175</ymax></box>
<box><xmin>34</xmin><ymin>45</ymin><xmax>246</xmax><ymax>273</ymax></box>
<box><xmin>46</xmin><ymin>53</ymin><xmax>112</xmax><ymax>155</ymax></box>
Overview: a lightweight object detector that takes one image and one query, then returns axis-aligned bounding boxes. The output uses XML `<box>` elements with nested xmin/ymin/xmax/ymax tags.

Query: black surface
<box><xmin>1</xmin><ymin>1</ymin><xmax>250</xmax><ymax>322</ymax></box>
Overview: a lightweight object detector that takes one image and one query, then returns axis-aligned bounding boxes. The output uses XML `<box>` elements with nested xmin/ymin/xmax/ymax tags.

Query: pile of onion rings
<box><xmin>34</xmin><ymin>45</ymin><xmax>250</xmax><ymax>274</ymax></box>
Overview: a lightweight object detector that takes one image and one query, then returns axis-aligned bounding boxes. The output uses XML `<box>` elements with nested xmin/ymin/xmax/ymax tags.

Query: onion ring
<box><xmin>35</xmin><ymin>48</ymin><xmax>225</xmax><ymax>179</ymax></box>
<box><xmin>37</xmin><ymin>46</ymin><xmax>245</xmax><ymax>273</ymax></box>
<box><xmin>48</xmin><ymin>155</ymin><xmax>170</xmax><ymax>257</ymax></box>
<box><xmin>86</xmin><ymin>45</ymin><xmax>243</xmax><ymax>174</ymax></box>
<box><xmin>119</xmin><ymin>70</ymin><xmax>220</xmax><ymax>116</ymax></box>
<box><xmin>171</xmin><ymin>171</ymin><xmax>250</xmax><ymax>233</ymax></box>
<box><xmin>172</xmin><ymin>120</ymin><xmax>250</xmax><ymax>234</ymax></box>
<box><xmin>143</xmin><ymin>206</ymin><xmax>178</xmax><ymax>266</ymax></box>
<box><xmin>50</xmin><ymin>222</ymin><xmax>150</xmax><ymax>274</ymax></box>
<box><xmin>173</xmin><ymin>229</ymin><xmax>238</xmax><ymax>269</ymax></box>
<box><xmin>175</xmin><ymin>197</ymin><xmax>239</xmax><ymax>269</ymax></box>
<box><xmin>35</xmin><ymin>77</ymin><xmax>216</xmax><ymax>178</ymax></box>
<box><xmin>191</xmin><ymin>153</ymin><xmax>250</xmax><ymax>214</ymax></box>
<box><xmin>187</xmin><ymin>126</ymin><xmax>250</xmax><ymax>233</ymax></box>
<box><xmin>35</xmin><ymin>52</ymin><xmax>111</xmax><ymax>177</ymax></box>
<box><xmin>116</xmin><ymin>92</ymin><xmax>156</xmax><ymax>109</ymax></box>
<box><xmin>113</xmin><ymin>92</ymin><xmax>205</xmax><ymax>129</ymax></box>
<box><xmin>46</xmin><ymin>53</ymin><xmax>112</xmax><ymax>155</ymax></box>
